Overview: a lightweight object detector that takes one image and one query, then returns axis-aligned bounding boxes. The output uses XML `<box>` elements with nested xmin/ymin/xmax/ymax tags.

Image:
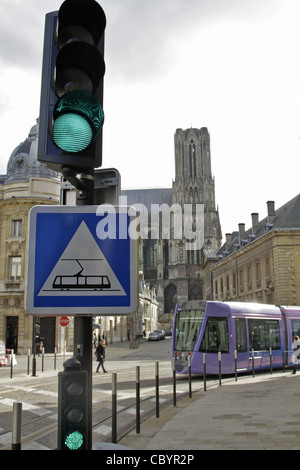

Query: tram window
<box><xmin>248</xmin><ymin>319</ymin><xmax>280</xmax><ymax>351</ymax></box>
<box><xmin>236</xmin><ymin>318</ymin><xmax>247</xmax><ymax>352</ymax></box>
<box><xmin>174</xmin><ymin>309</ymin><xmax>205</xmax><ymax>351</ymax></box>
<box><xmin>291</xmin><ymin>320</ymin><xmax>300</xmax><ymax>339</ymax></box>
<box><xmin>200</xmin><ymin>317</ymin><xmax>229</xmax><ymax>353</ymax></box>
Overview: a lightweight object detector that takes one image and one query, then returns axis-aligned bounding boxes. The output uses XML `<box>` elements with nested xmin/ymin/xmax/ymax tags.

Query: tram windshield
<box><xmin>174</xmin><ymin>309</ymin><xmax>205</xmax><ymax>351</ymax></box>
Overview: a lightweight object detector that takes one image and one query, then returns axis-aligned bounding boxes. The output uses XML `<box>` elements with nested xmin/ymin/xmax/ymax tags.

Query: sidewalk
<box><xmin>118</xmin><ymin>370</ymin><xmax>300</xmax><ymax>450</ymax></box>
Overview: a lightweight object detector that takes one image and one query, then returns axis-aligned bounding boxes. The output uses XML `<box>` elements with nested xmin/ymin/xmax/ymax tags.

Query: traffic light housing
<box><xmin>58</xmin><ymin>357</ymin><xmax>88</xmax><ymax>450</ymax></box>
<box><xmin>38</xmin><ymin>0</ymin><xmax>106</xmax><ymax>173</ymax></box>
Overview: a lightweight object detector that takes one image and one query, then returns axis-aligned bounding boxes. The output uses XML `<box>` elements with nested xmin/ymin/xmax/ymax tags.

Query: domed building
<box><xmin>0</xmin><ymin>121</ymin><xmax>62</xmax><ymax>354</ymax></box>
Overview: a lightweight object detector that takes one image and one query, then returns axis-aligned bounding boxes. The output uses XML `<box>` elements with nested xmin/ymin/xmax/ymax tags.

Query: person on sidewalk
<box><xmin>96</xmin><ymin>339</ymin><xmax>107</xmax><ymax>373</ymax></box>
<box><xmin>291</xmin><ymin>336</ymin><xmax>300</xmax><ymax>374</ymax></box>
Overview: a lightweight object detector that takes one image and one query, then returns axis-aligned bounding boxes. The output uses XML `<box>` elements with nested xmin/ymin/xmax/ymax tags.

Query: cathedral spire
<box><xmin>172</xmin><ymin>127</ymin><xmax>222</xmax><ymax>248</ymax></box>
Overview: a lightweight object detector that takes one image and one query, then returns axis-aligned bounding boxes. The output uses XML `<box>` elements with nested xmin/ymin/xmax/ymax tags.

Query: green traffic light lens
<box><xmin>52</xmin><ymin>90</ymin><xmax>104</xmax><ymax>153</ymax></box>
<box><xmin>65</xmin><ymin>431</ymin><xmax>84</xmax><ymax>450</ymax></box>
<box><xmin>53</xmin><ymin>113</ymin><xmax>92</xmax><ymax>152</ymax></box>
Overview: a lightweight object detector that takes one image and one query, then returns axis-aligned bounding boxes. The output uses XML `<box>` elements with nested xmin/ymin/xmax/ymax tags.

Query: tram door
<box><xmin>235</xmin><ymin>318</ymin><xmax>248</xmax><ymax>372</ymax></box>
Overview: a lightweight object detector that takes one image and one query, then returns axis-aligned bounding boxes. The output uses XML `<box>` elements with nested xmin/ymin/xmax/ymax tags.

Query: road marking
<box><xmin>0</xmin><ymin>398</ymin><xmax>52</xmax><ymax>416</ymax></box>
<box><xmin>4</xmin><ymin>385</ymin><xmax>58</xmax><ymax>397</ymax></box>
<box><xmin>125</xmin><ymin>407</ymin><xmax>145</xmax><ymax>415</ymax></box>
<box><xmin>94</xmin><ymin>424</ymin><xmax>111</xmax><ymax>435</ymax></box>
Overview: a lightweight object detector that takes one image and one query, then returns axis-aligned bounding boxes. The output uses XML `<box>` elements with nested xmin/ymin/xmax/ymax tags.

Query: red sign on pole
<box><xmin>59</xmin><ymin>316</ymin><xmax>70</xmax><ymax>327</ymax></box>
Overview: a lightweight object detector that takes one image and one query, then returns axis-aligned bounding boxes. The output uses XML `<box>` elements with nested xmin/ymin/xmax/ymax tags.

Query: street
<box><xmin>0</xmin><ymin>337</ymin><xmax>192</xmax><ymax>450</ymax></box>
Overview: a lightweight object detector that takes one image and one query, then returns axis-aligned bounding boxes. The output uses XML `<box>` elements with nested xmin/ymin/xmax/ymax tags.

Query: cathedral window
<box><xmin>164</xmin><ymin>283</ymin><xmax>177</xmax><ymax>313</ymax></box>
<box><xmin>189</xmin><ymin>140</ymin><xmax>196</xmax><ymax>178</ymax></box>
<box><xmin>145</xmin><ymin>239</ymin><xmax>157</xmax><ymax>268</ymax></box>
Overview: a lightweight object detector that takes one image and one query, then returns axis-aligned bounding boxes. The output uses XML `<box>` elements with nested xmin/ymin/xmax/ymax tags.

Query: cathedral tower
<box><xmin>172</xmin><ymin>127</ymin><xmax>222</xmax><ymax>250</ymax></box>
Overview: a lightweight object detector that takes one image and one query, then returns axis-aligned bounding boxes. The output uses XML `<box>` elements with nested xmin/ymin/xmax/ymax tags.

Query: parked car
<box><xmin>155</xmin><ymin>329</ymin><xmax>166</xmax><ymax>340</ymax></box>
<box><xmin>148</xmin><ymin>332</ymin><xmax>160</xmax><ymax>341</ymax></box>
<box><xmin>165</xmin><ymin>329</ymin><xmax>172</xmax><ymax>336</ymax></box>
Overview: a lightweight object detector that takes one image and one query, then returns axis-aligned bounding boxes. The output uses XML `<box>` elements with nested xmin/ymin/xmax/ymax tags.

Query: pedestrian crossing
<box><xmin>0</xmin><ymin>381</ymin><xmax>186</xmax><ymax>449</ymax></box>
<box><xmin>0</xmin><ymin>398</ymin><xmax>53</xmax><ymax>416</ymax></box>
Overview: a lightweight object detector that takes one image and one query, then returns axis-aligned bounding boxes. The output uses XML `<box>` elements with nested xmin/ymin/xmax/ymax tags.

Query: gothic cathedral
<box><xmin>122</xmin><ymin>127</ymin><xmax>222</xmax><ymax>323</ymax></box>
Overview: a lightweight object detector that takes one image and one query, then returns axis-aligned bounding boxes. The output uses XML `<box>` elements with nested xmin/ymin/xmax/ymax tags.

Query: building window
<box><xmin>226</xmin><ymin>275</ymin><xmax>230</xmax><ymax>292</ymax></box>
<box><xmin>239</xmin><ymin>269</ymin><xmax>244</xmax><ymax>291</ymax></box>
<box><xmin>215</xmin><ymin>280</ymin><xmax>218</xmax><ymax>296</ymax></box>
<box><xmin>266</xmin><ymin>257</ymin><xmax>270</xmax><ymax>278</ymax></box>
<box><xmin>256</xmin><ymin>262</ymin><xmax>261</xmax><ymax>281</ymax></box>
<box><xmin>232</xmin><ymin>272</ymin><xmax>236</xmax><ymax>290</ymax></box>
<box><xmin>12</xmin><ymin>220</ymin><xmax>22</xmax><ymax>237</ymax></box>
<box><xmin>9</xmin><ymin>257</ymin><xmax>21</xmax><ymax>281</ymax></box>
<box><xmin>247</xmin><ymin>265</ymin><xmax>252</xmax><ymax>290</ymax></box>
<box><xmin>189</xmin><ymin>284</ymin><xmax>202</xmax><ymax>301</ymax></box>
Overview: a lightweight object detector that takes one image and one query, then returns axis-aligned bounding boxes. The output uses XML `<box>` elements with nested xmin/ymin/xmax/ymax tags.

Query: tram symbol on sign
<box><xmin>38</xmin><ymin>221</ymin><xmax>126</xmax><ymax>297</ymax></box>
<box><xmin>52</xmin><ymin>259</ymin><xmax>111</xmax><ymax>291</ymax></box>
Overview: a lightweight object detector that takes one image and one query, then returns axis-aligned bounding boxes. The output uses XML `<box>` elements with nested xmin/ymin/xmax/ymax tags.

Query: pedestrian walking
<box><xmin>291</xmin><ymin>335</ymin><xmax>300</xmax><ymax>374</ymax></box>
<box><xmin>95</xmin><ymin>339</ymin><xmax>107</xmax><ymax>373</ymax></box>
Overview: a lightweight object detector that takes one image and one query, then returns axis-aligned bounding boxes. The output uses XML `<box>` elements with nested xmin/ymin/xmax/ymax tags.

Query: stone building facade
<box><xmin>210</xmin><ymin>196</ymin><xmax>300</xmax><ymax>306</ymax></box>
<box><xmin>0</xmin><ymin>122</ymin><xmax>61</xmax><ymax>354</ymax></box>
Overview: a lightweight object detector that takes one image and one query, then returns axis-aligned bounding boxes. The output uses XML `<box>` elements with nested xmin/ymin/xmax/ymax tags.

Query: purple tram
<box><xmin>172</xmin><ymin>301</ymin><xmax>300</xmax><ymax>375</ymax></box>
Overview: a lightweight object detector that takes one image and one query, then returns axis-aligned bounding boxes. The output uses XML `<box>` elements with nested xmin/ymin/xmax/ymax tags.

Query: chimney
<box><xmin>225</xmin><ymin>233</ymin><xmax>232</xmax><ymax>251</ymax></box>
<box><xmin>251</xmin><ymin>213</ymin><xmax>259</xmax><ymax>234</ymax></box>
<box><xmin>238</xmin><ymin>223</ymin><xmax>245</xmax><ymax>244</ymax></box>
<box><xmin>267</xmin><ymin>201</ymin><xmax>275</xmax><ymax>223</ymax></box>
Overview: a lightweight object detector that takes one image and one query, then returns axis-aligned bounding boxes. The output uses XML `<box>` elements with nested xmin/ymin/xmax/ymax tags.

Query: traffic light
<box><xmin>58</xmin><ymin>357</ymin><xmax>88</xmax><ymax>450</ymax></box>
<box><xmin>38</xmin><ymin>0</ymin><xmax>106</xmax><ymax>173</ymax></box>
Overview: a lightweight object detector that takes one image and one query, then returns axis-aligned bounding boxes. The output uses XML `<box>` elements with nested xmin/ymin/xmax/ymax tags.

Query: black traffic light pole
<box><xmin>72</xmin><ymin>169</ymin><xmax>95</xmax><ymax>450</ymax></box>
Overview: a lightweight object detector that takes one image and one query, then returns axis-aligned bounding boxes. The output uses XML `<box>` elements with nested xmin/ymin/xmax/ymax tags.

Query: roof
<box><xmin>5</xmin><ymin>122</ymin><xmax>59</xmax><ymax>183</ymax></box>
<box><xmin>217</xmin><ymin>193</ymin><xmax>300</xmax><ymax>259</ymax></box>
<box><xmin>121</xmin><ymin>188</ymin><xmax>173</xmax><ymax>212</ymax></box>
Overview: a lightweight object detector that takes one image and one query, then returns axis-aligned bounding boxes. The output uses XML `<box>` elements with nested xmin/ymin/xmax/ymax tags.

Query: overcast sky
<box><xmin>0</xmin><ymin>0</ymin><xmax>299</xmax><ymax>238</ymax></box>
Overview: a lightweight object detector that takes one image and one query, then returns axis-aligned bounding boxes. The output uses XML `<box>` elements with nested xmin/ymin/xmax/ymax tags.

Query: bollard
<box><xmin>234</xmin><ymin>350</ymin><xmax>237</xmax><ymax>382</ymax></box>
<box><xmin>172</xmin><ymin>358</ymin><xmax>176</xmax><ymax>406</ymax></box>
<box><xmin>112</xmin><ymin>373</ymin><xmax>117</xmax><ymax>443</ymax></box>
<box><xmin>27</xmin><ymin>349</ymin><xmax>30</xmax><ymax>375</ymax></box>
<box><xmin>12</xmin><ymin>401</ymin><xmax>22</xmax><ymax>450</ymax></box>
<box><xmin>188</xmin><ymin>354</ymin><xmax>192</xmax><ymax>398</ymax></box>
<box><xmin>155</xmin><ymin>361</ymin><xmax>159</xmax><ymax>418</ymax></box>
<box><xmin>218</xmin><ymin>351</ymin><xmax>222</xmax><ymax>386</ymax></box>
<box><xmin>42</xmin><ymin>347</ymin><xmax>45</xmax><ymax>372</ymax></box>
<box><xmin>269</xmin><ymin>347</ymin><xmax>273</xmax><ymax>374</ymax></box>
<box><xmin>10</xmin><ymin>349</ymin><xmax>14</xmax><ymax>379</ymax></box>
<box><xmin>252</xmin><ymin>349</ymin><xmax>255</xmax><ymax>377</ymax></box>
<box><xmin>203</xmin><ymin>353</ymin><xmax>206</xmax><ymax>392</ymax></box>
<box><xmin>32</xmin><ymin>346</ymin><xmax>36</xmax><ymax>377</ymax></box>
<box><xmin>136</xmin><ymin>366</ymin><xmax>140</xmax><ymax>434</ymax></box>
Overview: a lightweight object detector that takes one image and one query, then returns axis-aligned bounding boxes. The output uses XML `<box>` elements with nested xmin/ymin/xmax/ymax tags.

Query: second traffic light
<box><xmin>38</xmin><ymin>0</ymin><xmax>106</xmax><ymax>173</ymax></box>
<box><xmin>58</xmin><ymin>357</ymin><xmax>88</xmax><ymax>450</ymax></box>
